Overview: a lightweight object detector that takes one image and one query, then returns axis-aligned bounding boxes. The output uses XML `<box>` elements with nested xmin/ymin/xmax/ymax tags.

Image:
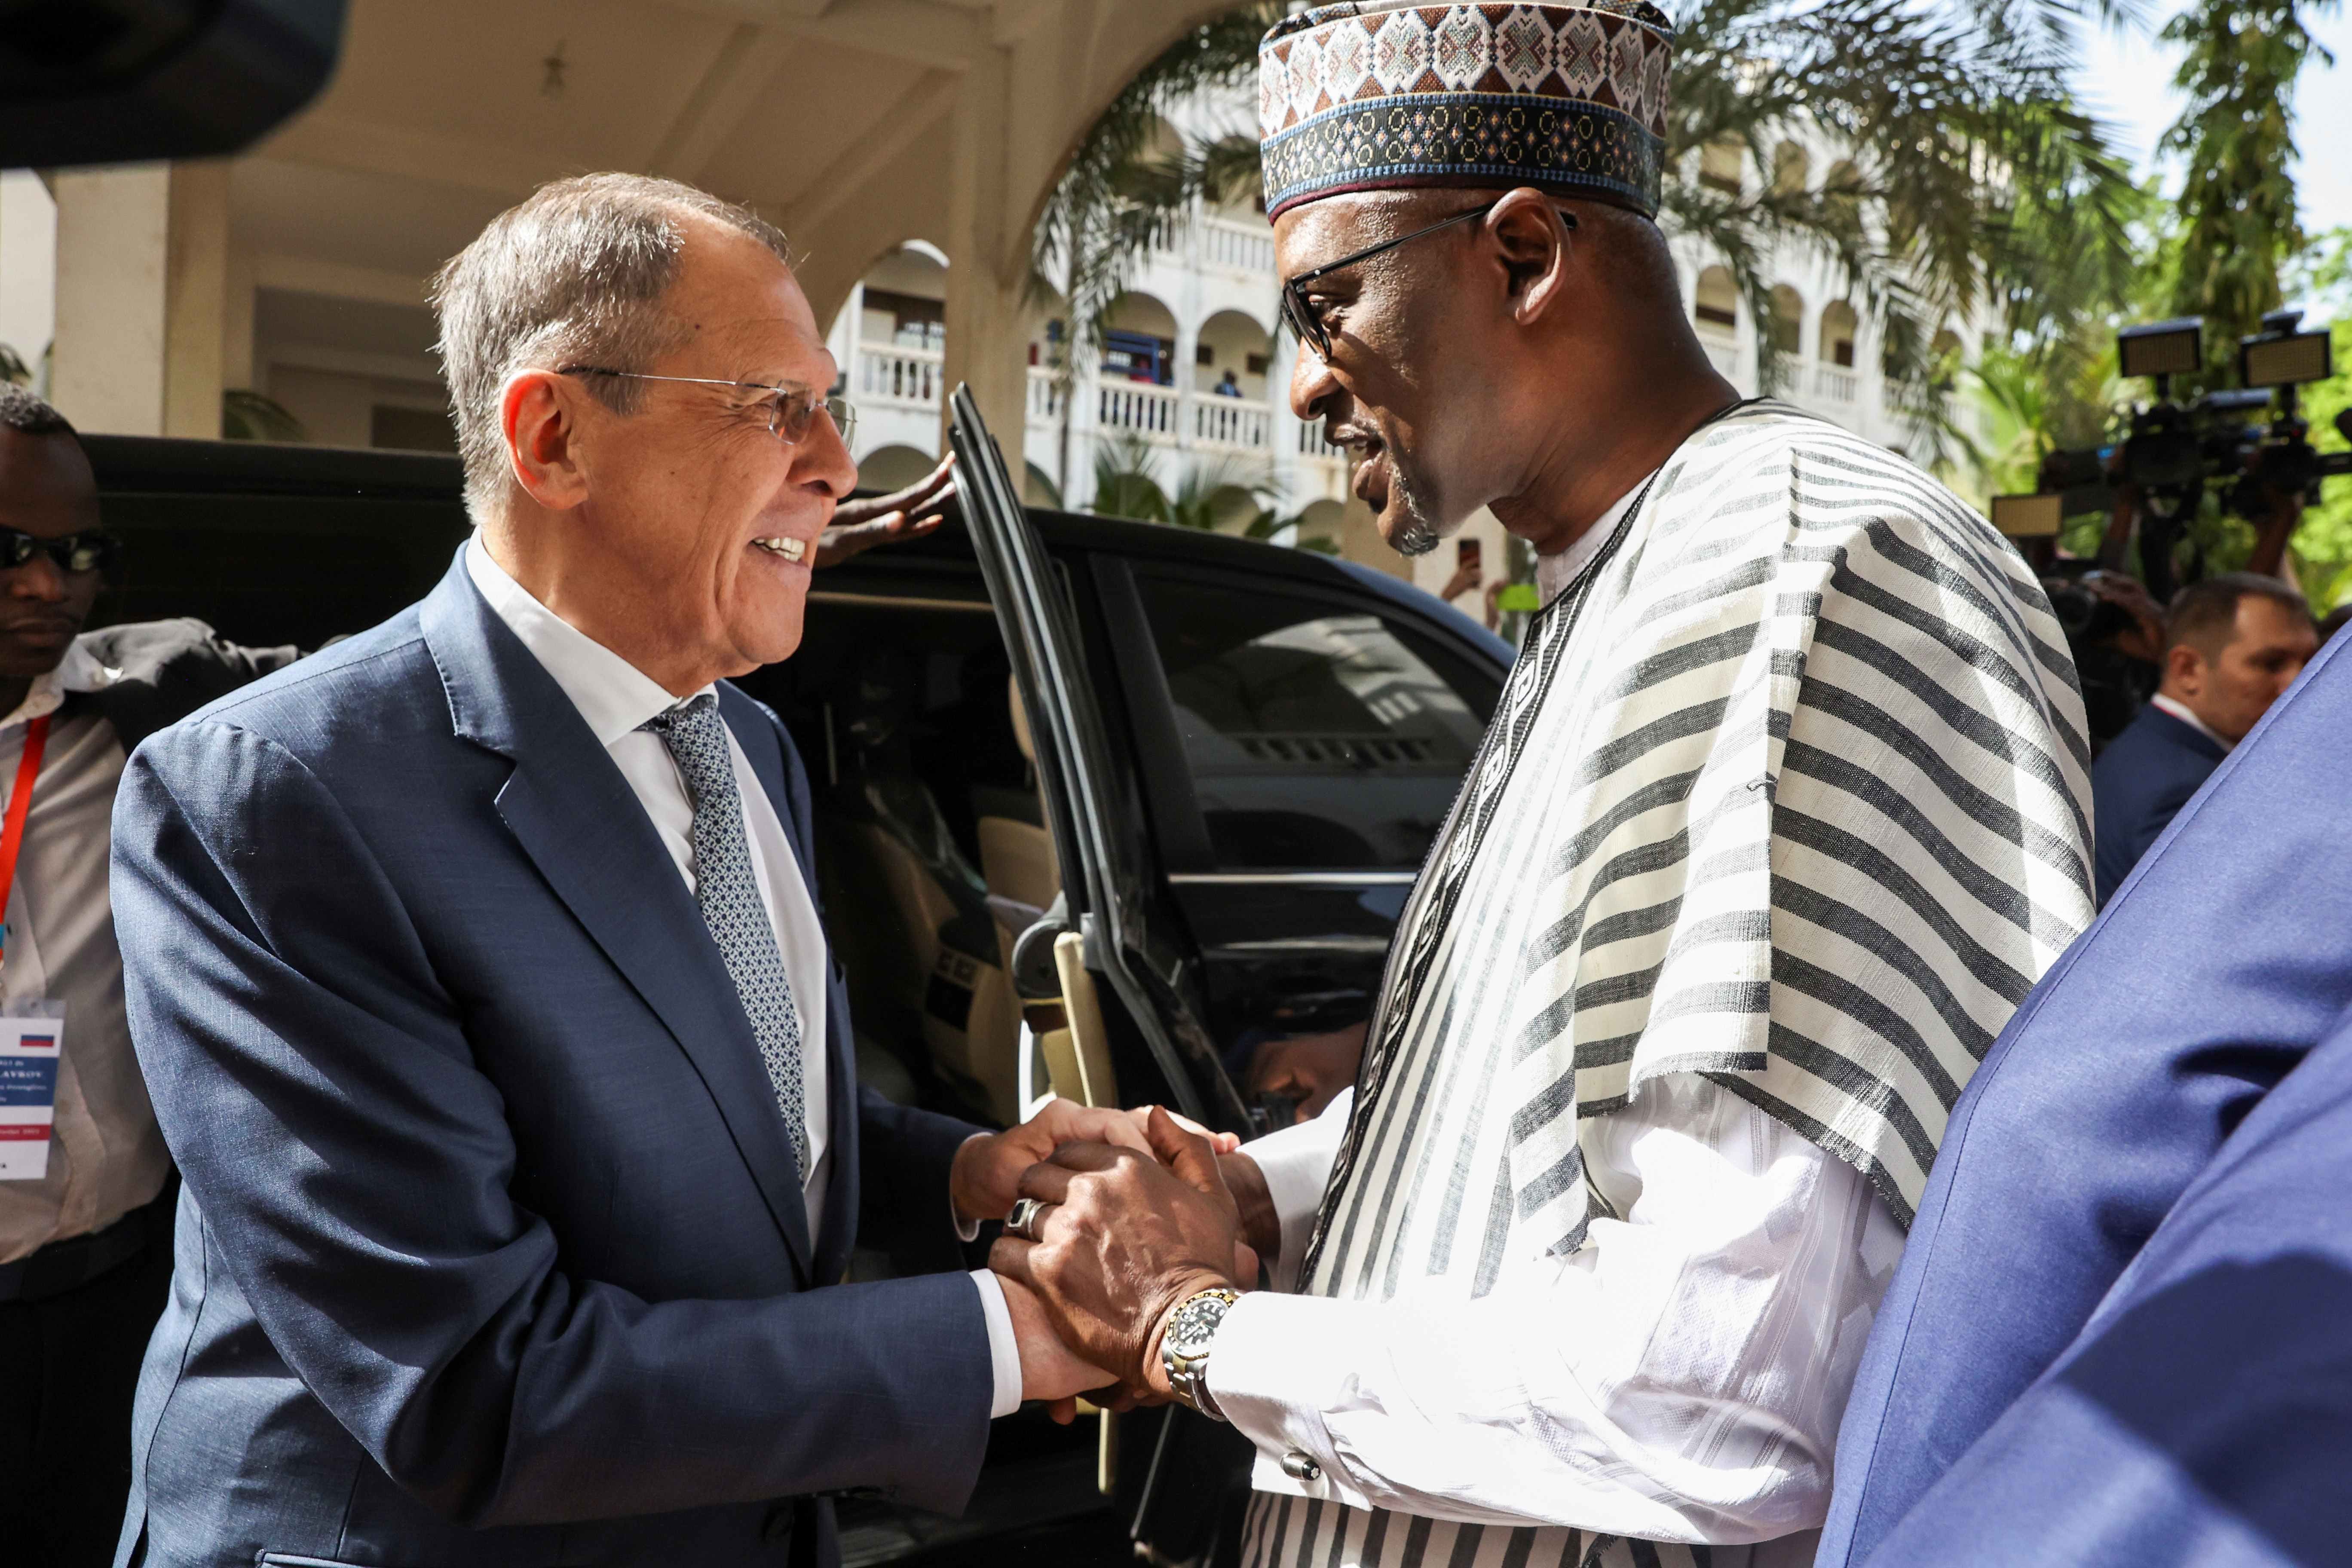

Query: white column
<box><xmin>0</xmin><ymin>172</ymin><xmax>58</xmax><ymax>388</ymax></box>
<box><xmin>51</xmin><ymin>162</ymin><xmax>229</xmax><ymax>437</ymax></box>
<box><xmin>937</xmin><ymin>53</ymin><xmax>1029</xmax><ymax>476</ymax></box>
<box><xmin>164</xmin><ymin>163</ymin><xmax>230</xmax><ymax>438</ymax></box>
<box><xmin>51</xmin><ymin>165</ymin><xmax>170</xmax><ymax>434</ymax></box>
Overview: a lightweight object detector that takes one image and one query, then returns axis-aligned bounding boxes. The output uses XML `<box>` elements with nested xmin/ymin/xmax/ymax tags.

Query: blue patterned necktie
<box><xmin>643</xmin><ymin>694</ymin><xmax>809</xmax><ymax>1181</ymax></box>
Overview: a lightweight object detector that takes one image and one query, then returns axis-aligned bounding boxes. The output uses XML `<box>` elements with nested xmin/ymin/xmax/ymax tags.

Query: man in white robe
<box><xmin>990</xmin><ymin>6</ymin><xmax>2095</xmax><ymax>1565</ymax></box>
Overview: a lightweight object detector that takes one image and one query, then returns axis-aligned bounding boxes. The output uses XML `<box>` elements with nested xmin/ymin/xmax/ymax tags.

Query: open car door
<box><xmin>947</xmin><ymin>386</ymin><xmax>1243</xmax><ymax>1133</ymax></box>
<box><xmin>952</xmin><ymin>387</ymin><xmax>1275</xmax><ymax>1567</ymax></box>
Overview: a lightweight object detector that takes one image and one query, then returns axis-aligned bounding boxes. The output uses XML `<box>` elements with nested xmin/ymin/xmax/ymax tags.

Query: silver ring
<box><xmin>1005</xmin><ymin>1197</ymin><xmax>1051</xmax><ymax>1243</ymax></box>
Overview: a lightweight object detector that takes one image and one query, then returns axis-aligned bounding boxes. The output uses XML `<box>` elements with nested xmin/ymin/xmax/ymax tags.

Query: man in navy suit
<box><xmin>1815</xmin><ymin>611</ymin><xmax>2352</xmax><ymax>1566</ymax></box>
<box><xmin>2090</xmin><ymin>572</ymin><xmax>2314</xmax><ymax>906</ymax></box>
<box><xmin>106</xmin><ymin>173</ymin><xmax>1148</xmax><ymax>1568</ymax></box>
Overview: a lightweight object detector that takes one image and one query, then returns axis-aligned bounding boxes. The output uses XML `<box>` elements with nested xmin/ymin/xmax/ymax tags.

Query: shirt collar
<box><xmin>464</xmin><ymin>534</ymin><xmax>713</xmax><ymax>747</ymax></box>
<box><xmin>0</xmin><ymin>639</ymin><xmax>110</xmax><ymax>733</ymax></box>
<box><xmin>1536</xmin><ymin>467</ymin><xmax>1659</xmax><ymax>607</ymax></box>
<box><xmin>2150</xmin><ymin>693</ymin><xmax>2232</xmax><ymax>752</ymax></box>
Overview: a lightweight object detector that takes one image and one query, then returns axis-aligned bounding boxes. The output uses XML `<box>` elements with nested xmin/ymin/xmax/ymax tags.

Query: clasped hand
<box><xmin>951</xmin><ymin>1099</ymin><xmax>1261</xmax><ymax>1423</ymax></box>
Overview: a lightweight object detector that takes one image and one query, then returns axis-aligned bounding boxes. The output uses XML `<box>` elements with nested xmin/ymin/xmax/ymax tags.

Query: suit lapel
<box><xmin>718</xmin><ymin>686</ymin><xmax>860</xmax><ymax>1283</ymax></box>
<box><xmin>420</xmin><ymin>554</ymin><xmax>815</xmax><ymax>1282</ymax></box>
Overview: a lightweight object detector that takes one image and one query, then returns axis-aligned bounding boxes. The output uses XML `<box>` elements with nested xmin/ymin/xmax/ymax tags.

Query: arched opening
<box><xmin>1819</xmin><ymin>301</ymin><xmax>1858</xmax><ymax>368</ymax></box>
<box><xmin>857</xmin><ymin>444</ymin><xmax>939</xmax><ymax>493</ymax></box>
<box><xmin>1699</xmin><ymin>140</ymin><xmax>1743</xmax><ymax>196</ymax></box>
<box><xmin>846</xmin><ymin>243</ymin><xmax>950</xmax><ymax>424</ymax></box>
<box><xmin>1823</xmin><ymin>159</ymin><xmax>1864</xmax><ymax>227</ymax></box>
<box><xmin>1293</xmin><ymin>498</ymin><xmax>1346</xmax><ymax>553</ymax></box>
<box><xmin>1769</xmin><ymin>285</ymin><xmax>1805</xmax><ymax>356</ymax></box>
<box><xmin>1194</xmin><ymin>308</ymin><xmax>1274</xmax><ymax>401</ymax></box>
<box><xmin>858</xmin><ymin>243</ymin><xmax>949</xmax><ymax>353</ymax></box>
<box><xmin>1694</xmin><ymin>266</ymin><xmax>1738</xmax><ymax>331</ymax></box>
<box><xmin>1101</xmin><ymin>292</ymin><xmax>1179</xmax><ymax>386</ymax></box>
<box><xmin>1771</xmin><ymin>142</ymin><xmax>1810</xmax><ymax>197</ymax></box>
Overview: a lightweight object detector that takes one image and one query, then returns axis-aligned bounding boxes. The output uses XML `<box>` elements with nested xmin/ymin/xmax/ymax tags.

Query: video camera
<box><xmin>1992</xmin><ymin>309</ymin><xmax>2352</xmax><ymax>598</ymax></box>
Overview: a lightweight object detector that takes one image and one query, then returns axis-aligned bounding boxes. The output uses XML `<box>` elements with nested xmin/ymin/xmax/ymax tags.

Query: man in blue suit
<box><xmin>106</xmin><ymin>173</ymin><xmax>1136</xmax><ymax>1568</ymax></box>
<box><xmin>2090</xmin><ymin>572</ymin><xmax>2314</xmax><ymax>906</ymax></box>
<box><xmin>1816</xmin><ymin>603</ymin><xmax>2352</xmax><ymax>1566</ymax></box>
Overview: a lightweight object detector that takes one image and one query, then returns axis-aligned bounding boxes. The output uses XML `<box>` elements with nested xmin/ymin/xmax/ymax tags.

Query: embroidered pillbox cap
<box><xmin>1258</xmin><ymin>0</ymin><xmax>1676</xmax><ymax>222</ymax></box>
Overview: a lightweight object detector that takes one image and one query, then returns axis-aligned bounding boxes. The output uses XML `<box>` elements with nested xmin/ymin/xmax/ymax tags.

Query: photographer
<box><xmin>2091</xmin><ymin>572</ymin><xmax>2316</xmax><ymax>905</ymax></box>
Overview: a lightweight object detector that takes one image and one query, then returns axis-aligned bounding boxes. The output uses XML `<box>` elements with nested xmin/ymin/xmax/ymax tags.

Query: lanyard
<box><xmin>0</xmin><ymin>714</ymin><xmax>51</xmax><ymax>975</ymax></box>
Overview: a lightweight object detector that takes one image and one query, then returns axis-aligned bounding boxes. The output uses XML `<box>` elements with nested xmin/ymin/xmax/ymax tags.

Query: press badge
<box><xmin>0</xmin><ymin>999</ymin><xmax>65</xmax><ymax>1181</ymax></box>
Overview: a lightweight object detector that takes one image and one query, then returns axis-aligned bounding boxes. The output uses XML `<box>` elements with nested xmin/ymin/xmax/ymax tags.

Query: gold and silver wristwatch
<box><xmin>1161</xmin><ymin>1288</ymin><xmax>1241</xmax><ymax>1421</ymax></box>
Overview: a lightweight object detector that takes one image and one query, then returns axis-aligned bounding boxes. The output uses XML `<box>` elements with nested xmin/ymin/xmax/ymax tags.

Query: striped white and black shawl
<box><xmin>1245</xmin><ymin>402</ymin><xmax>2095</xmax><ymax>1568</ymax></box>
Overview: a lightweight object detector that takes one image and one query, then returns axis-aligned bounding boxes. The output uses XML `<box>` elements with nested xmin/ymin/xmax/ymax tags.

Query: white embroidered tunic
<box><xmin>1210</xmin><ymin>403</ymin><xmax>2095</xmax><ymax>1567</ymax></box>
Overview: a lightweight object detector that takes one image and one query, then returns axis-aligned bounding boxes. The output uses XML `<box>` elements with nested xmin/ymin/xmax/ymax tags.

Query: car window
<box><xmin>1134</xmin><ymin>573</ymin><xmax>1501</xmax><ymax>870</ymax></box>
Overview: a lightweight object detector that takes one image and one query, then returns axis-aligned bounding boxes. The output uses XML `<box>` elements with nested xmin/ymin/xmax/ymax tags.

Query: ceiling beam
<box><xmin>253</xmin><ymin>252</ymin><xmax>430</xmax><ymax>310</ymax></box>
<box><xmin>644</xmin><ymin>22</ymin><xmax>802</xmax><ymax>180</ymax></box>
<box><xmin>772</xmin><ymin>66</ymin><xmax>958</xmax><ymax>242</ymax></box>
<box><xmin>256</xmin><ymin>111</ymin><xmax>549</xmax><ymax>201</ymax></box>
<box><xmin>655</xmin><ymin>0</ymin><xmax>986</xmax><ymax>72</ymax></box>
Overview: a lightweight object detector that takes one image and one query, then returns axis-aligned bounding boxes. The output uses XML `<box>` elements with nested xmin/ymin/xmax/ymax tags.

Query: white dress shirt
<box><xmin>0</xmin><ymin>643</ymin><xmax>168</xmax><ymax>1264</ymax></box>
<box><xmin>1213</xmin><ymin>1076</ymin><xmax>1905</xmax><ymax>1555</ymax></box>
<box><xmin>464</xmin><ymin>540</ymin><xmax>1022</xmax><ymax>1417</ymax></box>
<box><xmin>2150</xmin><ymin>692</ymin><xmax>2232</xmax><ymax>751</ymax></box>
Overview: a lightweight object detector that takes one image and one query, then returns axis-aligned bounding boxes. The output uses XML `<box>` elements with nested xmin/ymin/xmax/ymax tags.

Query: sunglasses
<box><xmin>1278</xmin><ymin>201</ymin><xmax>1577</xmax><ymax>361</ymax></box>
<box><xmin>0</xmin><ymin>527</ymin><xmax>122</xmax><ymax>583</ymax></box>
<box><xmin>558</xmin><ymin>367</ymin><xmax>857</xmax><ymax>447</ymax></box>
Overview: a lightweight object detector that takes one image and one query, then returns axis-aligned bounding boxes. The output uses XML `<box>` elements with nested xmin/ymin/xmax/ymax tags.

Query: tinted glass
<box><xmin>1137</xmin><ymin>576</ymin><xmax>1499</xmax><ymax>870</ymax></box>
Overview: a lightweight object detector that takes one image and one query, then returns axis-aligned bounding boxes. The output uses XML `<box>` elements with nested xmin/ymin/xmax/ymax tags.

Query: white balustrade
<box><xmin>1026</xmin><ymin>366</ymin><xmax>1063</xmax><ymax>423</ymax></box>
<box><xmin>857</xmin><ymin>345</ymin><xmax>943</xmax><ymax>409</ymax></box>
<box><xmin>1699</xmin><ymin>333</ymin><xmax>1740</xmax><ymax>380</ymax></box>
<box><xmin>1098</xmin><ymin>380</ymin><xmax>1181</xmax><ymax>440</ymax></box>
<box><xmin>1191</xmin><ymin>395</ymin><xmax>1271</xmax><ymax>450</ymax></box>
<box><xmin>1814</xmin><ymin>364</ymin><xmax>1857</xmax><ymax>402</ymax></box>
<box><xmin>1201</xmin><ymin>217</ymin><xmax>1276</xmax><ymax>274</ymax></box>
<box><xmin>1297</xmin><ymin>420</ymin><xmax>1345</xmax><ymax>460</ymax></box>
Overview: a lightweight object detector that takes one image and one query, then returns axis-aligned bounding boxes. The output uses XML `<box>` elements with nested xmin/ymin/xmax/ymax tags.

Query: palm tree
<box><xmin>1035</xmin><ymin>0</ymin><xmax>2143</xmax><ymax>463</ymax></box>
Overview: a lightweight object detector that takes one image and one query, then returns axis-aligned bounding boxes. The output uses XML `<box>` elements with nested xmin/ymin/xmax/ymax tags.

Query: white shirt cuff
<box><xmin>1246</xmin><ymin>1086</ymin><xmax>1351</xmax><ymax>1292</ymax></box>
<box><xmin>952</xmin><ymin>1132</ymin><xmax>989</xmax><ymax>1242</ymax></box>
<box><xmin>968</xmin><ymin>1269</ymin><xmax>1024</xmax><ymax>1419</ymax></box>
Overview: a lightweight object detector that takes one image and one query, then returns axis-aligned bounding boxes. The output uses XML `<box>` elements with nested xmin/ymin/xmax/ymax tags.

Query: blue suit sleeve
<box><xmin>111</xmin><ymin>720</ymin><xmax>995</xmax><ymax>1527</ymax></box>
<box><xmin>1857</xmin><ymin>1009</ymin><xmax>2352</xmax><ymax>1567</ymax></box>
<box><xmin>1820</xmin><ymin>640</ymin><xmax>2352</xmax><ymax>1565</ymax></box>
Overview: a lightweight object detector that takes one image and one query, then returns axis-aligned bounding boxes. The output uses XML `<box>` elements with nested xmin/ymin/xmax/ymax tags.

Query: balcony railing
<box><xmin>1098</xmin><ymin>381</ymin><xmax>1181</xmax><ymax>440</ymax></box>
<box><xmin>1298</xmin><ymin>421</ymin><xmax>1344</xmax><ymax>460</ymax></box>
<box><xmin>857</xmin><ymin>344</ymin><xmax>943</xmax><ymax>408</ymax></box>
<box><xmin>1192</xmin><ymin>395</ymin><xmax>1271</xmax><ymax>450</ymax></box>
<box><xmin>1814</xmin><ymin>364</ymin><xmax>1857</xmax><ymax>402</ymax></box>
<box><xmin>1200</xmin><ymin>216</ymin><xmax>1276</xmax><ymax>274</ymax></box>
<box><xmin>1698</xmin><ymin>331</ymin><xmax>1740</xmax><ymax>380</ymax></box>
<box><xmin>1026</xmin><ymin>366</ymin><xmax>1063</xmax><ymax>423</ymax></box>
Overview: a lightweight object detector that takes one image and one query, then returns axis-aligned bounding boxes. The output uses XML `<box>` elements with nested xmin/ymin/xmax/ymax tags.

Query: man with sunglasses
<box><xmin>989</xmin><ymin>6</ymin><xmax>2095</xmax><ymax>1567</ymax></box>
<box><xmin>0</xmin><ymin>386</ymin><xmax>303</xmax><ymax>1568</ymax></box>
<box><xmin>101</xmin><ymin>174</ymin><xmax>1195</xmax><ymax>1568</ymax></box>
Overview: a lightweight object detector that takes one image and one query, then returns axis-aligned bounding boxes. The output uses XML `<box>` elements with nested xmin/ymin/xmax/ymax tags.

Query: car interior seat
<box><xmin>824</xmin><ymin>655</ymin><xmax>1022</xmax><ymax>1124</ymax></box>
<box><xmin>979</xmin><ymin>679</ymin><xmax>1117</xmax><ymax>1110</ymax></box>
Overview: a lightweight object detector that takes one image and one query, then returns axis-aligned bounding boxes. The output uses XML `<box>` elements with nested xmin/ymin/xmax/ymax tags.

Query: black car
<box><xmin>83</xmin><ymin>403</ymin><xmax>1513</xmax><ymax>1565</ymax></box>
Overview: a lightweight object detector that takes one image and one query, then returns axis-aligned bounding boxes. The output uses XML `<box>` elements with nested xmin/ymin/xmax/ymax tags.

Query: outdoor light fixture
<box><xmin>2117</xmin><ymin>318</ymin><xmax>2204</xmax><ymax>383</ymax></box>
<box><xmin>1990</xmin><ymin>493</ymin><xmax>2063</xmax><ymax>539</ymax></box>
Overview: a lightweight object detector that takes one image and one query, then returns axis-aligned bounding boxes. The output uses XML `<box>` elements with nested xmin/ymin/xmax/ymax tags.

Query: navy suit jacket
<box><xmin>1817</xmin><ymin>631</ymin><xmax>2352</xmax><ymax>1566</ymax></box>
<box><xmin>110</xmin><ymin>554</ymin><xmax>995</xmax><ymax>1568</ymax></box>
<box><xmin>2090</xmin><ymin>701</ymin><xmax>2225</xmax><ymax>907</ymax></box>
<box><xmin>1850</xmin><ymin>1004</ymin><xmax>2352</xmax><ymax>1566</ymax></box>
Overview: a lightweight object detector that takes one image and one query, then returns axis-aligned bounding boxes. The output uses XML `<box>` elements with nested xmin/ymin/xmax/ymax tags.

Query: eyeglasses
<box><xmin>0</xmin><ymin>527</ymin><xmax>121</xmax><ymax>582</ymax></box>
<box><xmin>1277</xmin><ymin>201</ymin><xmax>1576</xmax><ymax>361</ymax></box>
<box><xmin>557</xmin><ymin>367</ymin><xmax>858</xmax><ymax>447</ymax></box>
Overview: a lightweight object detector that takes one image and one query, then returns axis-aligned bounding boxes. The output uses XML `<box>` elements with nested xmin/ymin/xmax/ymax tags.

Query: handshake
<box><xmin>948</xmin><ymin>1098</ymin><xmax>1280</xmax><ymax>1421</ymax></box>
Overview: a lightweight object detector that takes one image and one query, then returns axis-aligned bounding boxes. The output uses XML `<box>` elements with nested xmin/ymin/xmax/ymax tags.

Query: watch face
<box><xmin>1170</xmin><ymin>1293</ymin><xmax>1231</xmax><ymax>1357</ymax></box>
